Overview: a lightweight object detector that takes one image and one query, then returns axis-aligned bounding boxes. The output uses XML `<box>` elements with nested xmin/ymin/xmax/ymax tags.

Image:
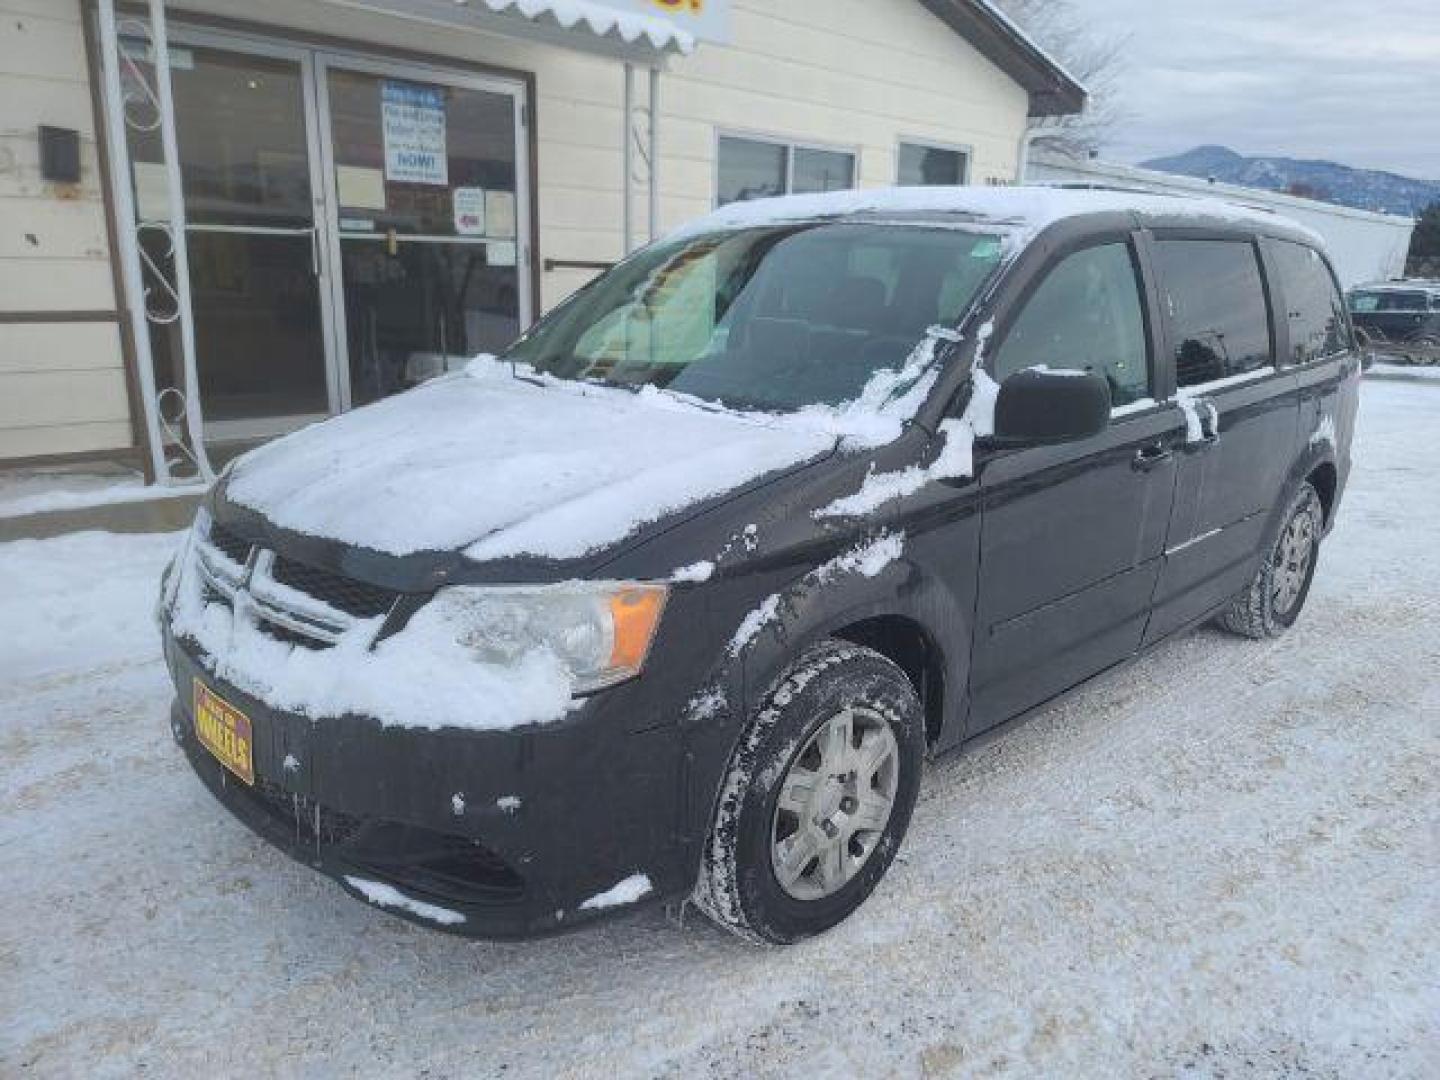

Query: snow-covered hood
<box><xmin>223</xmin><ymin>363</ymin><xmax>840</xmax><ymax>562</ymax></box>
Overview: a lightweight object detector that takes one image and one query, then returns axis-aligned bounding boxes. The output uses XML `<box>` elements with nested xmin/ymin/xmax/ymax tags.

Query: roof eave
<box><xmin>918</xmin><ymin>0</ymin><xmax>1088</xmax><ymax>118</ymax></box>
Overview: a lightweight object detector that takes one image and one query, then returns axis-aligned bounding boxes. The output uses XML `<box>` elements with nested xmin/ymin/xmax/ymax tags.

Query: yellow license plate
<box><xmin>193</xmin><ymin>679</ymin><xmax>255</xmax><ymax>786</ymax></box>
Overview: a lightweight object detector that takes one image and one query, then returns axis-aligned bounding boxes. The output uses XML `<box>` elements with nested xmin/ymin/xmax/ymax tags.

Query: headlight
<box><xmin>429</xmin><ymin>582</ymin><xmax>669</xmax><ymax>693</ymax></box>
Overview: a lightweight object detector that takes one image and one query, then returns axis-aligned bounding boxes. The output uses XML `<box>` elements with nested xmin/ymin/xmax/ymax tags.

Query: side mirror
<box><xmin>991</xmin><ymin>367</ymin><xmax>1111</xmax><ymax>445</ymax></box>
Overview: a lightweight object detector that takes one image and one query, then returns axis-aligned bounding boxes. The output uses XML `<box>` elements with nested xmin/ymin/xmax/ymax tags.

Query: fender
<box><xmin>1265</xmin><ymin>443</ymin><xmax>1339</xmax><ymax>557</ymax></box>
<box><xmin>676</xmin><ymin>535</ymin><xmax>973</xmax><ymax>849</ymax></box>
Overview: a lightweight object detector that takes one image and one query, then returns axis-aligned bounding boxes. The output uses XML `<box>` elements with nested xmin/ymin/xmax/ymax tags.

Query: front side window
<box><xmin>717</xmin><ymin>136</ymin><xmax>856</xmax><ymax>207</ymax></box>
<box><xmin>992</xmin><ymin>242</ymin><xmax>1151</xmax><ymax>408</ymax></box>
<box><xmin>1272</xmin><ymin>241</ymin><xmax>1349</xmax><ymax>364</ymax></box>
<box><xmin>1154</xmin><ymin>239</ymin><xmax>1273</xmax><ymax>387</ymax></box>
<box><xmin>897</xmin><ymin>142</ymin><xmax>968</xmax><ymax>187</ymax></box>
<box><xmin>507</xmin><ymin>223</ymin><xmax>1004</xmax><ymax>413</ymax></box>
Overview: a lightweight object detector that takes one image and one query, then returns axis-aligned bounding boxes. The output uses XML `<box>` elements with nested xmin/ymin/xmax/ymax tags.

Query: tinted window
<box><xmin>993</xmin><ymin>243</ymin><xmax>1150</xmax><ymax>407</ymax></box>
<box><xmin>1273</xmin><ymin>242</ymin><xmax>1349</xmax><ymax>363</ymax></box>
<box><xmin>897</xmin><ymin>143</ymin><xmax>967</xmax><ymax>186</ymax></box>
<box><xmin>1155</xmin><ymin>240</ymin><xmax>1272</xmax><ymax>386</ymax></box>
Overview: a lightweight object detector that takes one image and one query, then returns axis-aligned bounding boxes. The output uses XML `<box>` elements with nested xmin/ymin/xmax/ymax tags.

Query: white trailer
<box><xmin>1026</xmin><ymin>152</ymin><xmax>1415</xmax><ymax>288</ymax></box>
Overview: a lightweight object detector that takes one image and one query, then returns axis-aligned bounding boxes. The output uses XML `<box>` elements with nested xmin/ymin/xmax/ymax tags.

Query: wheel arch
<box><xmin>1307</xmin><ymin>459</ymin><xmax>1338</xmax><ymax>525</ymax></box>
<box><xmin>832</xmin><ymin>613</ymin><xmax>946</xmax><ymax>750</ymax></box>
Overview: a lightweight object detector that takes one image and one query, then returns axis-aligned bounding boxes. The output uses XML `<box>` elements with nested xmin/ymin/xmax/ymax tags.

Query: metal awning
<box><xmin>322</xmin><ymin>0</ymin><xmax>697</xmax><ymax>62</ymax></box>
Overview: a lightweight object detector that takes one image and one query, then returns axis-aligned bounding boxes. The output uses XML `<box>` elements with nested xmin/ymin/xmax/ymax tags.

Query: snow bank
<box><xmin>1369</xmin><ymin>361</ymin><xmax>1440</xmax><ymax>381</ymax></box>
<box><xmin>168</xmin><ymin>545</ymin><xmax>575</xmax><ymax>732</ymax></box>
<box><xmin>0</xmin><ymin>530</ymin><xmax>182</xmax><ymax>683</ymax></box>
<box><xmin>578</xmin><ymin>873</ymin><xmax>653</xmax><ymax>911</ymax></box>
<box><xmin>343</xmin><ymin>877</ymin><xmax>466</xmax><ymax>926</ymax></box>
<box><xmin>0</xmin><ymin>472</ymin><xmax>204</xmax><ymax>520</ymax></box>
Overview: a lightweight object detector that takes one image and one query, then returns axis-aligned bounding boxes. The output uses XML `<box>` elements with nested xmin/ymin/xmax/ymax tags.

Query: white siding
<box><xmin>0</xmin><ymin>0</ymin><xmax>131</xmax><ymax>461</ymax></box>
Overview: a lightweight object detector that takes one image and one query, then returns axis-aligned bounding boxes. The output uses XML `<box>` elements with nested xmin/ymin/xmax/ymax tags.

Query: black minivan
<box><xmin>158</xmin><ymin>188</ymin><xmax>1359</xmax><ymax>944</ymax></box>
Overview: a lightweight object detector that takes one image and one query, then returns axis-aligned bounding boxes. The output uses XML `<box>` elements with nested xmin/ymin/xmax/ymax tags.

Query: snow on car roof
<box><xmin>669</xmin><ymin>185</ymin><xmax>1324</xmax><ymax>250</ymax></box>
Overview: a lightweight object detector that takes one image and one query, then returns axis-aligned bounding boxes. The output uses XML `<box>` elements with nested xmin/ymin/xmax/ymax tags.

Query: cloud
<box><xmin>1072</xmin><ymin>0</ymin><xmax>1440</xmax><ymax>180</ymax></box>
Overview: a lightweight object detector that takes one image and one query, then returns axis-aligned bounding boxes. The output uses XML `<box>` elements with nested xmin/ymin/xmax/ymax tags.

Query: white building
<box><xmin>0</xmin><ymin>0</ymin><xmax>1081</xmax><ymax>480</ymax></box>
<box><xmin>1026</xmin><ymin>151</ymin><xmax>1415</xmax><ymax>290</ymax></box>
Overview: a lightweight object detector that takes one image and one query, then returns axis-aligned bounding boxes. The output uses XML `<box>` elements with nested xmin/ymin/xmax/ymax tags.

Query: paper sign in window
<box><xmin>337</xmin><ymin>165</ymin><xmax>387</xmax><ymax>210</ymax></box>
<box><xmin>381</xmin><ymin>80</ymin><xmax>448</xmax><ymax>186</ymax></box>
<box><xmin>485</xmin><ymin>190</ymin><xmax>517</xmax><ymax>238</ymax></box>
<box><xmin>488</xmin><ymin>241</ymin><xmax>517</xmax><ymax>267</ymax></box>
<box><xmin>453</xmin><ymin>187</ymin><xmax>487</xmax><ymax>235</ymax></box>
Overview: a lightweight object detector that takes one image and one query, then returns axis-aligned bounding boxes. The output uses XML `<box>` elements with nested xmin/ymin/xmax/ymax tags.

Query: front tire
<box><xmin>1217</xmin><ymin>481</ymin><xmax>1324</xmax><ymax>639</ymax></box>
<box><xmin>694</xmin><ymin>640</ymin><xmax>924</xmax><ymax>945</ymax></box>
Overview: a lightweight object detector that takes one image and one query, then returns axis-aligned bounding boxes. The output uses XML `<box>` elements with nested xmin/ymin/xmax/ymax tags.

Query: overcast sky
<box><xmin>1070</xmin><ymin>0</ymin><xmax>1440</xmax><ymax>181</ymax></box>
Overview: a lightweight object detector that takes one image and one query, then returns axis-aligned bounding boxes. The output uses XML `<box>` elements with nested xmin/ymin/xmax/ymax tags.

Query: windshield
<box><xmin>1349</xmin><ymin>290</ymin><xmax>1430</xmax><ymax>313</ymax></box>
<box><xmin>505</xmin><ymin>223</ymin><xmax>1004</xmax><ymax>413</ymax></box>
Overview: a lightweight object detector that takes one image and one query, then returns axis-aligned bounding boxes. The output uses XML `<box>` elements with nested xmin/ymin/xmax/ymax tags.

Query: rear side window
<box><xmin>993</xmin><ymin>242</ymin><xmax>1150</xmax><ymax>408</ymax></box>
<box><xmin>1154</xmin><ymin>239</ymin><xmax>1272</xmax><ymax>387</ymax></box>
<box><xmin>1273</xmin><ymin>241</ymin><xmax>1349</xmax><ymax>363</ymax></box>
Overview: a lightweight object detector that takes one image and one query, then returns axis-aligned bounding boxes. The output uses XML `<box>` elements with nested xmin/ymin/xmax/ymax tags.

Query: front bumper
<box><xmin>162</xmin><ymin>627</ymin><xmax>704</xmax><ymax>939</ymax></box>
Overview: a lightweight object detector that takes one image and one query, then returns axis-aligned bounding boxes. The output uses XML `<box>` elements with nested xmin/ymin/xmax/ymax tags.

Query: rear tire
<box><xmin>1217</xmin><ymin>481</ymin><xmax>1323</xmax><ymax>639</ymax></box>
<box><xmin>694</xmin><ymin>640</ymin><xmax>924</xmax><ymax>945</ymax></box>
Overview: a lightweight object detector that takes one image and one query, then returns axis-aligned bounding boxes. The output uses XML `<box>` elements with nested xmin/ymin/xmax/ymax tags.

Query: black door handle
<box><xmin>1132</xmin><ymin>442</ymin><xmax>1172</xmax><ymax>472</ymax></box>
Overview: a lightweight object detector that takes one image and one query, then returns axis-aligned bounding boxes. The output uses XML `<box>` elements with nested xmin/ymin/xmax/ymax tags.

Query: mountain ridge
<box><xmin>1139</xmin><ymin>145</ymin><xmax>1439</xmax><ymax>217</ymax></box>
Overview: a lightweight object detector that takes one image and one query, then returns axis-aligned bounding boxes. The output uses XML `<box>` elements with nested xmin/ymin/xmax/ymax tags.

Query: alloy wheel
<box><xmin>1272</xmin><ymin>500</ymin><xmax>1318</xmax><ymax>616</ymax></box>
<box><xmin>770</xmin><ymin>706</ymin><xmax>900</xmax><ymax>901</ymax></box>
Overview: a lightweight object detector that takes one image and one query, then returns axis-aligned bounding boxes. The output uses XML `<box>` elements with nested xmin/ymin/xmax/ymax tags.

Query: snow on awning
<box><xmin>477</xmin><ymin>0</ymin><xmax>696</xmax><ymax>54</ymax></box>
<box><xmin>325</xmin><ymin>0</ymin><xmax>698</xmax><ymax>59</ymax></box>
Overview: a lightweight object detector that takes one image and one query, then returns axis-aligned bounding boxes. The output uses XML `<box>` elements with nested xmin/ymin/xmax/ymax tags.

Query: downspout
<box><xmin>647</xmin><ymin>65</ymin><xmax>660</xmax><ymax>242</ymax></box>
<box><xmin>622</xmin><ymin>62</ymin><xmax>634</xmax><ymax>255</ymax></box>
<box><xmin>1016</xmin><ymin>123</ymin><xmax>1043</xmax><ymax>183</ymax></box>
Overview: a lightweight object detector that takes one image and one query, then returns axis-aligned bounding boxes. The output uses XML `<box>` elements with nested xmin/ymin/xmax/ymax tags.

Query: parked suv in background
<box><xmin>157</xmin><ymin>188</ymin><xmax>1359</xmax><ymax>944</ymax></box>
<box><xmin>1348</xmin><ymin>281</ymin><xmax>1440</xmax><ymax>365</ymax></box>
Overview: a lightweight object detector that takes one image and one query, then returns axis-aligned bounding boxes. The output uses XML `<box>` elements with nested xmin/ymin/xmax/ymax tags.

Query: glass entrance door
<box><xmin>120</xmin><ymin>34</ymin><xmax>335</xmax><ymax>438</ymax></box>
<box><xmin>117</xmin><ymin>28</ymin><xmax>531</xmax><ymax>436</ymax></box>
<box><xmin>316</xmin><ymin>58</ymin><xmax>530</xmax><ymax>408</ymax></box>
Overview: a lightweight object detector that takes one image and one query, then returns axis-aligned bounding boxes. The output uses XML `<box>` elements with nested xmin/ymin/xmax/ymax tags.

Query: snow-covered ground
<box><xmin>2</xmin><ymin>380</ymin><xmax>1437</xmax><ymax>1078</ymax></box>
<box><xmin>0</xmin><ymin>467</ymin><xmax>204</xmax><ymax>520</ymax></box>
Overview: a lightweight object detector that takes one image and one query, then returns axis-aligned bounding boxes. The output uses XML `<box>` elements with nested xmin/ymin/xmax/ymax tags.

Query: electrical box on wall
<box><xmin>39</xmin><ymin>126</ymin><xmax>81</xmax><ymax>184</ymax></box>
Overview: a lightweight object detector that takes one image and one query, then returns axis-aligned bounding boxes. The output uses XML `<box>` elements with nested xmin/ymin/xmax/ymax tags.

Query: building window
<box><xmin>897</xmin><ymin>142</ymin><xmax>969</xmax><ymax>186</ymax></box>
<box><xmin>716</xmin><ymin>135</ymin><xmax>856</xmax><ymax>206</ymax></box>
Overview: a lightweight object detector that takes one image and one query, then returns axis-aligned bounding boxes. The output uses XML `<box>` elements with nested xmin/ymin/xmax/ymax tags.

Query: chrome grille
<box><xmin>191</xmin><ymin>524</ymin><xmax>399</xmax><ymax>650</ymax></box>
